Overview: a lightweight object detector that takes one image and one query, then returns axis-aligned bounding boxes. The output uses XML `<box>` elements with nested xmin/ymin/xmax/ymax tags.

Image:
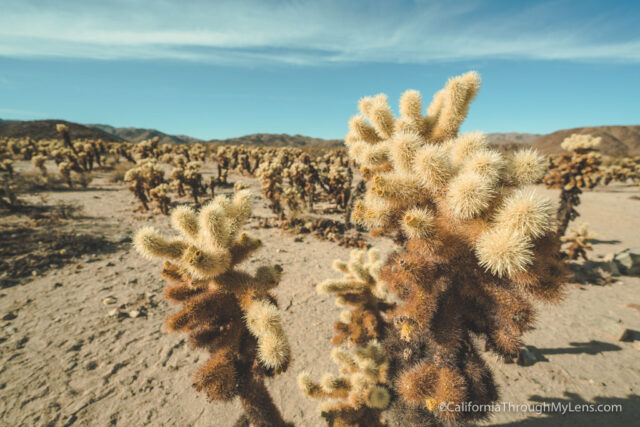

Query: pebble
<box><xmin>84</xmin><ymin>360</ymin><xmax>98</xmax><ymax>370</ymax></box>
<box><xmin>103</xmin><ymin>296</ymin><xmax>117</xmax><ymax>305</ymax></box>
<box><xmin>2</xmin><ymin>312</ymin><xmax>17</xmax><ymax>321</ymax></box>
<box><xmin>129</xmin><ymin>310</ymin><xmax>140</xmax><ymax>318</ymax></box>
<box><xmin>53</xmin><ymin>282</ymin><xmax>63</xmax><ymax>289</ymax></box>
<box><xmin>517</xmin><ymin>347</ymin><xmax>538</xmax><ymax>367</ymax></box>
<box><xmin>117</xmin><ymin>234</ymin><xmax>132</xmax><ymax>244</ymax></box>
<box><xmin>107</xmin><ymin>309</ymin><xmax>119</xmax><ymax>317</ymax></box>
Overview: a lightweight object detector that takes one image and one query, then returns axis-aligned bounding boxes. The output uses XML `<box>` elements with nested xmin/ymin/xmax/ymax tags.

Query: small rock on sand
<box><xmin>103</xmin><ymin>296</ymin><xmax>117</xmax><ymax>305</ymax></box>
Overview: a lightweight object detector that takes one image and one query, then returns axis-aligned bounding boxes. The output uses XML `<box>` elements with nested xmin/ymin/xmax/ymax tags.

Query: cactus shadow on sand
<box><xmin>589</xmin><ymin>239</ymin><xmax>621</xmax><ymax>245</ymax></box>
<box><xmin>0</xmin><ymin>203</ymin><xmax>120</xmax><ymax>288</ymax></box>
<box><xmin>517</xmin><ymin>341</ymin><xmax>622</xmax><ymax>367</ymax></box>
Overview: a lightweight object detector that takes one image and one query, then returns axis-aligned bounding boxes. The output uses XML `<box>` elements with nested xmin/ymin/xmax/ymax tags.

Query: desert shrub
<box><xmin>76</xmin><ymin>172</ymin><xmax>93</xmax><ymax>189</ymax></box>
<box><xmin>110</xmin><ymin>161</ymin><xmax>136</xmax><ymax>183</ymax></box>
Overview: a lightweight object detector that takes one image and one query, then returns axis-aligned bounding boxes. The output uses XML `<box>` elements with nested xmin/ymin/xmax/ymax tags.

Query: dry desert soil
<box><xmin>1</xmin><ymin>161</ymin><xmax>639</xmax><ymax>427</ymax></box>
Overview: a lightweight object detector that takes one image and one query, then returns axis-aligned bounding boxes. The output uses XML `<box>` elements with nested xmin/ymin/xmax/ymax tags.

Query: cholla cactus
<box><xmin>173</xmin><ymin>154</ymin><xmax>188</xmax><ymax>168</ymax></box>
<box><xmin>208</xmin><ymin>176</ymin><xmax>217</xmax><ymax>198</ymax></box>
<box><xmin>561</xmin><ymin>222</ymin><xmax>597</xmax><ymax>261</ymax></box>
<box><xmin>282</xmin><ymin>186</ymin><xmax>303</xmax><ymax>216</ymax></box>
<box><xmin>141</xmin><ymin>159</ymin><xmax>165</xmax><ymax>188</ymax></box>
<box><xmin>134</xmin><ymin>191</ymin><xmax>291</xmax><ymax>426</ymax></box>
<box><xmin>560</xmin><ymin>134</ymin><xmax>601</xmax><ymax>153</ymax></box>
<box><xmin>6</xmin><ymin>140</ymin><xmax>20</xmax><ymax>157</ymax></box>
<box><xmin>256</xmin><ymin>160</ymin><xmax>284</xmax><ymax>218</ymax></box>
<box><xmin>314</xmin><ymin>71</ymin><xmax>567</xmax><ymax>425</ymax></box>
<box><xmin>0</xmin><ymin>174</ymin><xmax>19</xmax><ymax>209</ymax></box>
<box><xmin>32</xmin><ymin>154</ymin><xmax>47</xmax><ymax>175</ymax></box>
<box><xmin>79</xmin><ymin>143</ymin><xmax>96</xmax><ymax>171</ymax></box>
<box><xmin>170</xmin><ymin>167</ymin><xmax>186</xmax><ymax>197</ymax></box>
<box><xmin>149</xmin><ymin>183</ymin><xmax>172</xmax><ymax>215</ymax></box>
<box><xmin>325</xmin><ymin>165</ymin><xmax>354</xmax><ymax>227</ymax></box>
<box><xmin>124</xmin><ymin>161</ymin><xmax>165</xmax><ymax>211</ymax></box>
<box><xmin>544</xmin><ymin>134</ymin><xmax>602</xmax><ymax>236</ymax></box>
<box><xmin>234</xmin><ymin>181</ymin><xmax>249</xmax><ymax>191</ymax></box>
<box><xmin>317</xmin><ymin>248</ymin><xmax>393</xmax><ymax>347</ymax></box>
<box><xmin>56</xmin><ymin>123</ymin><xmax>79</xmax><ymax>157</ymax></box>
<box><xmin>215</xmin><ymin>147</ymin><xmax>231</xmax><ymax>184</ymax></box>
<box><xmin>189</xmin><ymin>143</ymin><xmax>207</xmax><ymax>162</ymax></box>
<box><xmin>0</xmin><ymin>159</ymin><xmax>14</xmax><ymax>178</ymax></box>
<box><xmin>58</xmin><ymin>162</ymin><xmax>72</xmax><ymax>188</ymax></box>
<box><xmin>299</xmin><ymin>342</ymin><xmax>391</xmax><ymax>426</ymax></box>
<box><xmin>135</xmin><ymin>137</ymin><xmax>160</xmax><ymax>159</ymax></box>
<box><xmin>183</xmin><ymin>162</ymin><xmax>206</xmax><ymax>205</ymax></box>
<box><xmin>284</xmin><ymin>161</ymin><xmax>314</xmax><ymax>209</ymax></box>
<box><xmin>601</xmin><ymin>156</ymin><xmax>640</xmax><ymax>185</ymax></box>
<box><xmin>124</xmin><ymin>167</ymin><xmax>149</xmax><ymax>210</ymax></box>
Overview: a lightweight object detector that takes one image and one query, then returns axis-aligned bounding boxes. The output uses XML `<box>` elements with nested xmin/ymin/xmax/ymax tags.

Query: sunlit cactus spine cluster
<box><xmin>299</xmin><ymin>341</ymin><xmax>391</xmax><ymax>427</ymax></box>
<box><xmin>316</xmin><ymin>248</ymin><xmax>393</xmax><ymax>347</ymax></box>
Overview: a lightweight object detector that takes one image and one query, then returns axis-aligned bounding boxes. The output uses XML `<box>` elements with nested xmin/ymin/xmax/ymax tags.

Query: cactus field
<box><xmin>1</xmin><ymin>76</ymin><xmax>640</xmax><ymax>427</ymax></box>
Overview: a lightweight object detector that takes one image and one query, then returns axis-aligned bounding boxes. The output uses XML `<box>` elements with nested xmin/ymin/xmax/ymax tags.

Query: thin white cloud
<box><xmin>0</xmin><ymin>0</ymin><xmax>638</xmax><ymax>64</ymax></box>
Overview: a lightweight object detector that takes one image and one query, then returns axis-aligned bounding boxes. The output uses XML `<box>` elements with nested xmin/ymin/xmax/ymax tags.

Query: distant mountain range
<box><xmin>89</xmin><ymin>123</ymin><xmax>202</xmax><ymax>145</ymax></box>
<box><xmin>0</xmin><ymin>119</ymin><xmax>124</xmax><ymax>142</ymax></box>
<box><xmin>209</xmin><ymin>133</ymin><xmax>343</xmax><ymax>148</ymax></box>
<box><xmin>1</xmin><ymin>118</ymin><xmax>638</xmax><ymax>156</ymax></box>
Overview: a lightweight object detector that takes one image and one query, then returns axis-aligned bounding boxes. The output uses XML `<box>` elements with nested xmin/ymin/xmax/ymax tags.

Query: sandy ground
<box><xmin>1</xmin><ymin>162</ymin><xmax>639</xmax><ymax>427</ymax></box>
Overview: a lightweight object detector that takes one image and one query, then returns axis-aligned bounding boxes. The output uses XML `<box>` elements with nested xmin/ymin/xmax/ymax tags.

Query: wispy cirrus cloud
<box><xmin>0</xmin><ymin>0</ymin><xmax>638</xmax><ymax>64</ymax></box>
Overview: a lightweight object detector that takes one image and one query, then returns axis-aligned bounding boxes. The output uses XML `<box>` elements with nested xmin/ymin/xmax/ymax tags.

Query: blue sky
<box><xmin>0</xmin><ymin>0</ymin><xmax>639</xmax><ymax>140</ymax></box>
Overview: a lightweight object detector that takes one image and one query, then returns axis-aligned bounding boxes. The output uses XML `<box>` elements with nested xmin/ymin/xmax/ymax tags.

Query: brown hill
<box><xmin>532</xmin><ymin>125</ymin><xmax>640</xmax><ymax>156</ymax></box>
<box><xmin>209</xmin><ymin>133</ymin><xmax>344</xmax><ymax>148</ymax></box>
<box><xmin>89</xmin><ymin>124</ymin><xmax>202</xmax><ymax>145</ymax></box>
<box><xmin>0</xmin><ymin>120</ymin><xmax>124</xmax><ymax>142</ymax></box>
<box><xmin>486</xmin><ymin>132</ymin><xmax>541</xmax><ymax>145</ymax></box>
<box><xmin>485</xmin><ymin>132</ymin><xmax>540</xmax><ymax>153</ymax></box>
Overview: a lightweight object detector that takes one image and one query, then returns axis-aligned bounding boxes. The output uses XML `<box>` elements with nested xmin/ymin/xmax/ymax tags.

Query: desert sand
<box><xmin>1</xmin><ymin>161</ymin><xmax>639</xmax><ymax>427</ymax></box>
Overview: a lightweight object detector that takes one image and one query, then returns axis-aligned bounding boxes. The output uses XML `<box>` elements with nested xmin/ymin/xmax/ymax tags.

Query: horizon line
<box><xmin>1</xmin><ymin>116</ymin><xmax>639</xmax><ymax>142</ymax></box>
